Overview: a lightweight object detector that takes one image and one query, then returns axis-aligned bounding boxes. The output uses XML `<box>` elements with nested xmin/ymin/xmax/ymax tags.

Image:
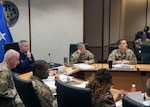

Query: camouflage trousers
<box><xmin>0</xmin><ymin>94</ymin><xmax>24</xmax><ymax>107</ymax></box>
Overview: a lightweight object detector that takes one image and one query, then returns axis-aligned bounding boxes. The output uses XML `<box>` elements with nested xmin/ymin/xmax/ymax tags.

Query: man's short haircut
<box><xmin>4</xmin><ymin>49</ymin><xmax>19</xmax><ymax>61</ymax></box>
<box><xmin>32</xmin><ymin>60</ymin><xmax>48</xmax><ymax>72</ymax></box>
<box><xmin>117</xmin><ymin>39</ymin><xmax>126</xmax><ymax>46</ymax></box>
<box><xmin>77</xmin><ymin>42</ymin><xmax>85</xmax><ymax>49</ymax></box>
<box><xmin>19</xmin><ymin>40</ymin><xmax>28</xmax><ymax>46</ymax></box>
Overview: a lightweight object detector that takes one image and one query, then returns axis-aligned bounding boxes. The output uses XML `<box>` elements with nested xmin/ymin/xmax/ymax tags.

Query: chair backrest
<box><xmin>55</xmin><ymin>80</ymin><xmax>92</xmax><ymax>107</ymax></box>
<box><xmin>4</xmin><ymin>42</ymin><xmax>20</xmax><ymax>53</ymax></box>
<box><xmin>135</xmin><ymin>31</ymin><xmax>150</xmax><ymax>40</ymax></box>
<box><xmin>69</xmin><ymin>43</ymin><xmax>89</xmax><ymax>59</ymax></box>
<box><xmin>141</xmin><ymin>44</ymin><xmax>150</xmax><ymax>64</ymax></box>
<box><xmin>108</xmin><ymin>45</ymin><xmax>118</xmax><ymax>54</ymax></box>
<box><xmin>13</xmin><ymin>73</ymin><xmax>42</xmax><ymax>107</ymax></box>
<box><xmin>122</xmin><ymin>96</ymin><xmax>148</xmax><ymax>107</ymax></box>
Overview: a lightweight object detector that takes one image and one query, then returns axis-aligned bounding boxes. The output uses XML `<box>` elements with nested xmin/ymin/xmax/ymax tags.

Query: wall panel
<box><xmin>7</xmin><ymin>0</ymin><xmax>83</xmax><ymax>64</ymax></box>
<box><xmin>124</xmin><ymin>0</ymin><xmax>147</xmax><ymax>41</ymax></box>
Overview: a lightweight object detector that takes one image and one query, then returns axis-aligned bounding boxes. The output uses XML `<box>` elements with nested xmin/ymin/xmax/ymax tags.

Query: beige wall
<box><xmin>84</xmin><ymin>0</ymin><xmax>150</xmax><ymax>61</ymax></box>
<box><xmin>7</xmin><ymin>0</ymin><xmax>83</xmax><ymax>64</ymax></box>
<box><xmin>5</xmin><ymin>0</ymin><xmax>150</xmax><ymax>62</ymax></box>
<box><xmin>124</xmin><ymin>0</ymin><xmax>147</xmax><ymax>41</ymax></box>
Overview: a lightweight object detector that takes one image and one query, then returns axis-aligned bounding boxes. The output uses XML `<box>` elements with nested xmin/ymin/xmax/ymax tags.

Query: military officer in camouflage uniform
<box><xmin>135</xmin><ymin>32</ymin><xmax>150</xmax><ymax>50</ymax></box>
<box><xmin>70</xmin><ymin>42</ymin><xmax>95</xmax><ymax>64</ymax></box>
<box><xmin>30</xmin><ymin>60</ymin><xmax>57</xmax><ymax>107</ymax></box>
<box><xmin>108</xmin><ymin>39</ymin><xmax>137</xmax><ymax>65</ymax></box>
<box><xmin>0</xmin><ymin>49</ymin><xmax>24</xmax><ymax>107</ymax></box>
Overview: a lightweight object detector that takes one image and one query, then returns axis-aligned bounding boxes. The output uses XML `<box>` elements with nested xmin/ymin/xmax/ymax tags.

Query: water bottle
<box><xmin>131</xmin><ymin>83</ymin><xmax>136</xmax><ymax>92</ymax></box>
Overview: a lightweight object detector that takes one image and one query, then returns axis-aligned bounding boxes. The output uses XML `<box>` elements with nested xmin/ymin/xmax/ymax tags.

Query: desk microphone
<box><xmin>137</xmin><ymin>68</ymin><xmax>146</xmax><ymax>101</ymax></box>
<box><xmin>48</xmin><ymin>53</ymin><xmax>54</xmax><ymax>67</ymax></box>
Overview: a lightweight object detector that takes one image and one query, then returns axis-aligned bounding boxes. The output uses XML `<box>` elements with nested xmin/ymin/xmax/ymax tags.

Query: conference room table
<box><xmin>19</xmin><ymin>63</ymin><xmax>150</xmax><ymax>92</ymax></box>
<box><xmin>19</xmin><ymin>71</ymin><xmax>121</xmax><ymax>102</ymax></box>
<box><xmin>18</xmin><ymin>64</ymin><xmax>150</xmax><ymax>107</ymax></box>
<box><xmin>64</xmin><ymin>63</ymin><xmax>150</xmax><ymax>92</ymax></box>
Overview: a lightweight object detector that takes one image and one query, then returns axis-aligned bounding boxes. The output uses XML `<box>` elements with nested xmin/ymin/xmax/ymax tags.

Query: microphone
<box><xmin>48</xmin><ymin>53</ymin><xmax>54</xmax><ymax>67</ymax></box>
<box><xmin>137</xmin><ymin>68</ymin><xmax>146</xmax><ymax>101</ymax></box>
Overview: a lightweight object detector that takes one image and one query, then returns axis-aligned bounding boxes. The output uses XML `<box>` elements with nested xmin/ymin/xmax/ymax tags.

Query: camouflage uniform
<box><xmin>0</xmin><ymin>62</ymin><xmax>24</xmax><ymax>107</ymax></box>
<box><xmin>135</xmin><ymin>38</ymin><xmax>150</xmax><ymax>49</ymax></box>
<box><xmin>108</xmin><ymin>49</ymin><xmax>137</xmax><ymax>64</ymax></box>
<box><xmin>30</xmin><ymin>75</ymin><xmax>57</xmax><ymax>107</ymax></box>
<box><xmin>70</xmin><ymin>50</ymin><xmax>95</xmax><ymax>64</ymax></box>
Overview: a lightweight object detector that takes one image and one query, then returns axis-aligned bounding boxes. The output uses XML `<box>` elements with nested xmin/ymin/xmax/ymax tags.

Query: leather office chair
<box><xmin>55</xmin><ymin>80</ymin><xmax>92</xmax><ymax>107</ymax></box>
<box><xmin>0</xmin><ymin>96</ymin><xmax>15</xmax><ymax>106</ymax></box>
<box><xmin>141</xmin><ymin>44</ymin><xmax>150</xmax><ymax>64</ymax></box>
<box><xmin>108</xmin><ymin>45</ymin><xmax>118</xmax><ymax>54</ymax></box>
<box><xmin>13</xmin><ymin>73</ymin><xmax>42</xmax><ymax>107</ymax></box>
<box><xmin>122</xmin><ymin>96</ymin><xmax>148</xmax><ymax>107</ymax></box>
<box><xmin>4</xmin><ymin>42</ymin><xmax>20</xmax><ymax>53</ymax></box>
<box><xmin>69</xmin><ymin>43</ymin><xmax>89</xmax><ymax>59</ymax></box>
<box><xmin>135</xmin><ymin>31</ymin><xmax>150</xmax><ymax>40</ymax></box>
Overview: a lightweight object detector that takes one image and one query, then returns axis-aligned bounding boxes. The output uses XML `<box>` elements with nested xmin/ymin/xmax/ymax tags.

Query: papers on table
<box><xmin>74</xmin><ymin>63</ymin><xmax>94</xmax><ymax>69</ymax></box>
<box><xmin>112</xmin><ymin>64</ymin><xmax>132</xmax><ymax>70</ymax></box>
<box><xmin>42</xmin><ymin>75</ymin><xmax>74</xmax><ymax>88</ymax></box>
<box><xmin>76</xmin><ymin>81</ymin><xmax>88</xmax><ymax>88</ymax></box>
<box><xmin>115</xmin><ymin>101</ymin><xmax>122</xmax><ymax>107</ymax></box>
<box><xmin>127</xmin><ymin>91</ymin><xmax>143</xmax><ymax>104</ymax></box>
<box><xmin>127</xmin><ymin>91</ymin><xmax>150</xmax><ymax>106</ymax></box>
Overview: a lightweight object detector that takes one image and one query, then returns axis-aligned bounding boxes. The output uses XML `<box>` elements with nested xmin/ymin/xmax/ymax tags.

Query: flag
<box><xmin>0</xmin><ymin>3</ymin><xmax>13</xmax><ymax>62</ymax></box>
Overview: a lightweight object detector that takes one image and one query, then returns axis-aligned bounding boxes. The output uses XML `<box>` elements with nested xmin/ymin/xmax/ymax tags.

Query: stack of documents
<box><xmin>112</xmin><ymin>64</ymin><xmax>132</xmax><ymax>70</ymax></box>
<box><xmin>74</xmin><ymin>63</ymin><xmax>94</xmax><ymax>69</ymax></box>
<box><xmin>42</xmin><ymin>75</ymin><xmax>73</xmax><ymax>88</ymax></box>
<box><xmin>76</xmin><ymin>81</ymin><xmax>88</xmax><ymax>88</ymax></box>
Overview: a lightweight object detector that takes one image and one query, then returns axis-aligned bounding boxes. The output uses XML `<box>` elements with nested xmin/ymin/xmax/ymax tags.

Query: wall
<box><xmin>5</xmin><ymin>0</ymin><xmax>150</xmax><ymax>63</ymax></box>
<box><xmin>84</xmin><ymin>0</ymin><xmax>124</xmax><ymax>61</ymax></box>
<box><xmin>6</xmin><ymin>0</ymin><xmax>83</xmax><ymax>64</ymax></box>
<box><xmin>124</xmin><ymin>0</ymin><xmax>147</xmax><ymax>41</ymax></box>
<box><xmin>84</xmin><ymin>0</ymin><xmax>150</xmax><ymax>62</ymax></box>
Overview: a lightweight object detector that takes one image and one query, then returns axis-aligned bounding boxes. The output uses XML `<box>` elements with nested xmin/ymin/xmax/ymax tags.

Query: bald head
<box><xmin>4</xmin><ymin>49</ymin><xmax>20</xmax><ymax>69</ymax></box>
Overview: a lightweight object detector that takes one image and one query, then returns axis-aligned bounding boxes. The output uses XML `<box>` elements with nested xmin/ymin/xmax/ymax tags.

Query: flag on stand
<box><xmin>0</xmin><ymin>2</ymin><xmax>13</xmax><ymax>62</ymax></box>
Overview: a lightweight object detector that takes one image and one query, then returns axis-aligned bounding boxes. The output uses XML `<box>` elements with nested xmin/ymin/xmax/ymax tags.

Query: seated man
<box><xmin>108</xmin><ymin>39</ymin><xmax>137</xmax><ymax>65</ymax></box>
<box><xmin>135</xmin><ymin>26</ymin><xmax>150</xmax><ymax>40</ymax></box>
<box><xmin>30</xmin><ymin>60</ymin><xmax>57</xmax><ymax>107</ymax></box>
<box><xmin>135</xmin><ymin>31</ymin><xmax>150</xmax><ymax>51</ymax></box>
<box><xmin>13</xmin><ymin>40</ymin><xmax>35</xmax><ymax>73</ymax></box>
<box><xmin>0</xmin><ymin>49</ymin><xmax>24</xmax><ymax>107</ymax></box>
<box><xmin>70</xmin><ymin>42</ymin><xmax>95</xmax><ymax>64</ymax></box>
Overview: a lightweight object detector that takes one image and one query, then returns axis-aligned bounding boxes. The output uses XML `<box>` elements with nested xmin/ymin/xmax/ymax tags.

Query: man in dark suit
<box><xmin>13</xmin><ymin>40</ymin><xmax>35</xmax><ymax>73</ymax></box>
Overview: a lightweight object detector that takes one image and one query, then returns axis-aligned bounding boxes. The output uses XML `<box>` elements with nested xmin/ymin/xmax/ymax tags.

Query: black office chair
<box><xmin>69</xmin><ymin>43</ymin><xmax>89</xmax><ymax>59</ymax></box>
<box><xmin>4</xmin><ymin>42</ymin><xmax>20</xmax><ymax>53</ymax></box>
<box><xmin>122</xmin><ymin>96</ymin><xmax>148</xmax><ymax>107</ymax></box>
<box><xmin>0</xmin><ymin>96</ymin><xmax>15</xmax><ymax>106</ymax></box>
<box><xmin>108</xmin><ymin>45</ymin><xmax>118</xmax><ymax>54</ymax></box>
<box><xmin>13</xmin><ymin>73</ymin><xmax>42</xmax><ymax>107</ymax></box>
<box><xmin>55</xmin><ymin>80</ymin><xmax>92</xmax><ymax>107</ymax></box>
<box><xmin>141</xmin><ymin>44</ymin><xmax>150</xmax><ymax>64</ymax></box>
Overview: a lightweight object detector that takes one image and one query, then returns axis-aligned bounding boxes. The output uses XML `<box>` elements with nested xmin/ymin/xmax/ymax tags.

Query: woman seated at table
<box><xmin>86</xmin><ymin>69</ymin><xmax>127</xmax><ymax>107</ymax></box>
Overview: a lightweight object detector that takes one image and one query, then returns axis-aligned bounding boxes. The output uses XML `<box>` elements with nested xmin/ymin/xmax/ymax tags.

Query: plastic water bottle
<box><xmin>131</xmin><ymin>84</ymin><xmax>136</xmax><ymax>92</ymax></box>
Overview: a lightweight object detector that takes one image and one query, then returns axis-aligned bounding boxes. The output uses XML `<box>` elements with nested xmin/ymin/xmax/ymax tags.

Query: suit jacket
<box><xmin>12</xmin><ymin>51</ymin><xmax>35</xmax><ymax>73</ymax></box>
